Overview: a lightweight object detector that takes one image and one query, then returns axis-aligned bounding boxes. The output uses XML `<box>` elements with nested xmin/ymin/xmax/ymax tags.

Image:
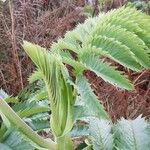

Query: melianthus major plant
<box><xmin>0</xmin><ymin>6</ymin><xmax>150</xmax><ymax>150</ymax></box>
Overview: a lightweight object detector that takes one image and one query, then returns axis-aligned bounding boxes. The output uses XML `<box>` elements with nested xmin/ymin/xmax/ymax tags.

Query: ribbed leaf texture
<box><xmin>0</xmin><ymin>87</ymin><xmax>50</xmax><ymax>149</ymax></box>
<box><xmin>70</xmin><ymin>124</ymin><xmax>89</xmax><ymax>138</ymax></box>
<box><xmin>22</xmin><ymin>41</ymin><xmax>75</xmax><ymax>138</ymax></box>
<box><xmin>76</xmin><ymin>116</ymin><xmax>150</xmax><ymax>150</ymax></box>
<box><xmin>89</xmin><ymin>118</ymin><xmax>113</xmax><ymax>150</ymax></box>
<box><xmin>75</xmin><ymin>75</ymin><xmax>109</xmax><ymax>119</ymax></box>
<box><xmin>24</xmin><ymin>113</ymin><xmax>49</xmax><ymax>131</ymax></box>
<box><xmin>12</xmin><ymin>99</ymin><xmax>49</xmax><ymax>118</ymax></box>
<box><xmin>113</xmin><ymin>116</ymin><xmax>150</xmax><ymax>150</ymax></box>
<box><xmin>0</xmin><ymin>90</ymin><xmax>53</xmax><ymax>150</ymax></box>
<box><xmin>80</xmin><ymin>55</ymin><xmax>133</xmax><ymax>90</ymax></box>
<box><xmin>21</xmin><ymin>7</ymin><xmax>150</xmax><ymax>149</ymax></box>
<box><xmin>1</xmin><ymin>130</ymin><xmax>35</xmax><ymax>150</ymax></box>
<box><xmin>23</xmin><ymin>6</ymin><xmax>150</xmax><ymax>121</ymax></box>
<box><xmin>51</xmin><ymin>6</ymin><xmax>150</xmax><ymax>90</ymax></box>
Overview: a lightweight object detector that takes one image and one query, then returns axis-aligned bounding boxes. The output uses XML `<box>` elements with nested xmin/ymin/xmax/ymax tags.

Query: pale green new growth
<box><xmin>22</xmin><ymin>41</ymin><xmax>75</xmax><ymax>149</ymax></box>
<box><xmin>89</xmin><ymin>118</ymin><xmax>113</xmax><ymax>150</ymax></box>
<box><xmin>87</xmin><ymin>116</ymin><xmax>150</xmax><ymax>150</ymax></box>
<box><xmin>51</xmin><ymin>6</ymin><xmax>150</xmax><ymax>91</ymax></box>
<box><xmin>113</xmin><ymin>116</ymin><xmax>150</xmax><ymax>150</ymax></box>
<box><xmin>1</xmin><ymin>6</ymin><xmax>150</xmax><ymax>150</ymax></box>
<box><xmin>21</xmin><ymin>6</ymin><xmax>150</xmax><ymax>150</ymax></box>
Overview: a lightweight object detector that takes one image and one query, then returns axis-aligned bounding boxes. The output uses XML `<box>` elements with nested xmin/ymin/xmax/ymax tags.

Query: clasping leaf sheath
<box><xmin>22</xmin><ymin>41</ymin><xmax>75</xmax><ymax>144</ymax></box>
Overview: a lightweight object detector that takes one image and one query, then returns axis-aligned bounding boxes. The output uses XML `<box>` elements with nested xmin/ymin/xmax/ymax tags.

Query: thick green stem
<box><xmin>56</xmin><ymin>135</ymin><xmax>74</xmax><ymax>150</ymax></box>
<box><xmin>0</xmin><ymin>98</ymin><xmax>56</xmax><ymax>150</ymax></box>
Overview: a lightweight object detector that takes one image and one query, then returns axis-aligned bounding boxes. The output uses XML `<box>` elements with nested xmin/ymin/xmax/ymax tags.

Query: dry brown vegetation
<box><xmin>0</xmin><ymin>0</ymin><xmax>150</xmax><ymax>121</ymax></box>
